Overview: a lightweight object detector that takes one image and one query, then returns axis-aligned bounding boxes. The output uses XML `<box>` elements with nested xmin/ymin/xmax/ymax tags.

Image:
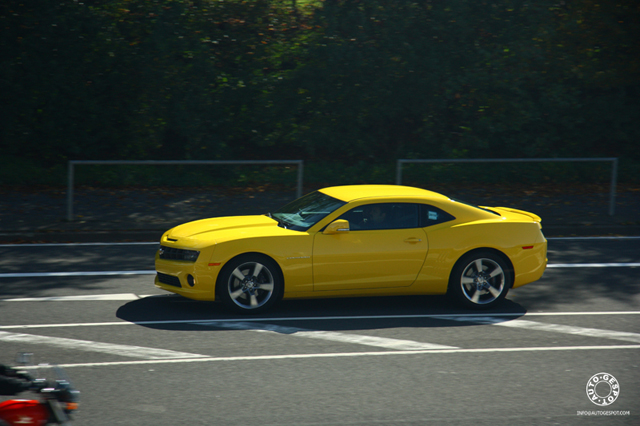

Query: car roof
<box><xmin>318</xmin><ymin>185</ymin><xmax>450</xmax><ymax>203</ymax></box>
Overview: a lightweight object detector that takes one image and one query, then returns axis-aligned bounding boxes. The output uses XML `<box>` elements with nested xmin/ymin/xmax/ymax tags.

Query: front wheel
<box><xmin>217</xmin><ymin>255</ymin><xmax>283</xmax><ymax>314</ymax></box>
<box><xmin>448</xmin><ymin>251</ymin><xmax>512</xmax><ymax>309</ymax></box>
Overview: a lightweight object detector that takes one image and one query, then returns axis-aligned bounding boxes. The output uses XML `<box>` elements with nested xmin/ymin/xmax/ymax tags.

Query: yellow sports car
<box><xmin>154</xmin><ymin>185</ymin><xmax>547</xmax><ymax>313</ymax></box>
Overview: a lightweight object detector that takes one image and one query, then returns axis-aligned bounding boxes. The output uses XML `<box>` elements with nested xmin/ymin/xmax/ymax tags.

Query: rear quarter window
<box><xmin>420</xmin><ymin>205</ymin><xmax>456</xmax><ymax>227</ymax></box>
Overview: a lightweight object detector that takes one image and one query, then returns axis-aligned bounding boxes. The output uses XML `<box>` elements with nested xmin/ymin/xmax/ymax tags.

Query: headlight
<box><xmin>183</xmin><ymin>250</ymin><xmax>200</xmax><ymax>262</ymax></box>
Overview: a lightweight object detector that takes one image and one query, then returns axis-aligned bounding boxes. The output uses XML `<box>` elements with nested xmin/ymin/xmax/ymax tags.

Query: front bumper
<box><xmin>154</xmin><ymin>253</ymin><xmax>220</xmax><ymax>301</ymax></box>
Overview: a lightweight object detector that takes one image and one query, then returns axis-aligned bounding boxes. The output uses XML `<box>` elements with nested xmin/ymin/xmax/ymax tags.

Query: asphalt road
<box><xmin>0</xmin><ymin>238</ymin><xmax>639</xmax><ymax>425</ymax></box>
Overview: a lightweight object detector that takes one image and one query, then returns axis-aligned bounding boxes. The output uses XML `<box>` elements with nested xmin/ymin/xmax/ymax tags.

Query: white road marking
<box><xmin>2</xmin><ymin>260</ymin><xmax>638</xmax><ymax>279</ymax></box>
<box><xmin>2</xmin><ymin>314</ymin><xmax>638</xmax><ymax>367</ymax></box>
<box><xmin>497</xmin><ymin>320</ymin><xmax>640</xmax><ymax>343</ymax></box>
<box><xmin>0</xmin><ymin>331</ymin><xmax>206</xmax><ymax>359</ymax></box>
<box><xmin>547</xmin><ymin>263</ymin><xmax>640</xmax><ymax>268</ymax></box>
<box><xmin>0</xmin><ymin>271</ymin><xmax>156</xmax><ymax>278</ymax></box>
<box><xmin>547</xmin><ymin>236</ymin><xmax>640</xmax><ymax>240</ymax></box>
<box><xmin>0</xmin><ymin>242</ymin><xmax>157</xmax><ymax>247</ymax></box>
<box><xmin>440</xmin><ymin>316</ymin><xmax>640</xmax><ymax>344</ymax></box>
<box><xmin>3</xmin><ymin>293</ymin><xmax>145</xmax><ymax>302</ymax></box>
<box><xmin>203</xmin><ymin>321</ymin><xmax>457</xmax><ymax>351</ymax></box>
<box><xmin>1</xmin><ymin>311</ymin><xmax>640</xmax><ymax>330</ymax></box>
<box><xmin>22</xmin><ymin>344</ymin><xmax>640</xmax><ymax>369</ymax></box>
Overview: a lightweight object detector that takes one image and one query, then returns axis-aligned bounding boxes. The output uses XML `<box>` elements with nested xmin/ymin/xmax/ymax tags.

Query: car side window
<box><xmin>420</xmin><ymin>204</ymin><xmax>455</xmax><ymax>227</ymax></box>
<box><xmin>338</xmin><ymin>203</ymin><xmax>420</xmax><ymax>230</ymax></box>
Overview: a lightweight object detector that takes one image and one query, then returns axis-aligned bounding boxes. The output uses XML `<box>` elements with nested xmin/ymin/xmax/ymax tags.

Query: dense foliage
<box><xmin>1</xmin><ymin>0</ymin><xmax>638</xmax><ymax>185</ymax></box>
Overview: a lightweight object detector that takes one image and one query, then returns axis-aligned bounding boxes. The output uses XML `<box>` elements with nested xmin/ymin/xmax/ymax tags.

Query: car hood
<box><xmin>161</xmin><ymin>215</ymin><xmax>294</xmax><ymax>247</ymax></box>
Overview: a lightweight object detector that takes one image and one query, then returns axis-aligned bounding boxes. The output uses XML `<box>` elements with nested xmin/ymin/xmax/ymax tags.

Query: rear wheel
<box><xmin>217</xmin><ymin>255</ymin><xmax>283</xmax><ymax>314</ymax></box>
<box><xmin>448</xmin><ymin>251</ymin><xmax>511</xmax><ymax>309</ymax></box>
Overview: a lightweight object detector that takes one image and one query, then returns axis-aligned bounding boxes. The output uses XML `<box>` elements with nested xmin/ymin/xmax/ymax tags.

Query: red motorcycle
<box><xmin>0</xmin><ymin>355</ymin><xmax>79</xmax><ymax>426</ymax></box>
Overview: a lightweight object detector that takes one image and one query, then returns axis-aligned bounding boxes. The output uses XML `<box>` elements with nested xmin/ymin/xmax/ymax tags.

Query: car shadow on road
<box><xmin>115</xmin><ymin>294</ymin><xmax>528</xmax><ymax>332</ymax></box>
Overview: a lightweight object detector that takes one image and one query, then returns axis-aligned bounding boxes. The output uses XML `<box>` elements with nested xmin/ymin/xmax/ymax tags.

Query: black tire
<box><xmin>448</xmin><ymin>250</ymin><xmax>512</xmax><ymax>309</ymax></box>
<box><xmin>217</xmin><ymin>254</ymin><xmax>283</xmax><ymax>314</ymax></box>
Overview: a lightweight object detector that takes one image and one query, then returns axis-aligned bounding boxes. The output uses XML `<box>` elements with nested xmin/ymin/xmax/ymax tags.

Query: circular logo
<box><xmin>586</xmin><ymin>372</ymin><xmax>620</xmax><ymax>406</ymax></box>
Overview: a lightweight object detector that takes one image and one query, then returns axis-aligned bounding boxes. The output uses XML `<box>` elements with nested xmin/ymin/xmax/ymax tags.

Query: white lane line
<box><xmin>3</xmin><ymin>293</ymin><xmax>144</xmax><ymax>302</ymax></box>
<box><xmin>0</xmin><ymin>331</ymin><xmax>206</xmax><ymax>359</ymax></box>
<box><xmin>0</xmin><ymin>242</ymin><xmax>157</xmax><ymax>247</ymax></box>
<box><xmin>547</xmin><ymin>263</ymin><xmax>640</xmax><ymax>268</ymax></box>
<box><xmin>203</xmin><ymin>321</ymin><xmax>456</xmax><ymax>351</ymax></box>
<box><xmin>2</xmin><ymin>311</ymin><xmax>640</xmax><ymax>330</ymax></box>
<box><xmin>440</xmin><ymin>316</ymin><xmax>640</xmax><ymax>344</ymax></box>
<box><xmin>0</xmin><ymin>271</ymin><xmax>156</xmax><ymax>278</ymax></box>
<box><xmin>26</xmin><ymin>345</ymin><xmax>640</xmax><ymax>369</ymax></box>
<box><xmin>547</xmin><ymin>236</ymin><xmax>640</xmax><ymax>240</ymax></box>
<box><xmin>2</xmin><ymin>261</ymin><xmax>638</xmax><ymax>279</ymax></box>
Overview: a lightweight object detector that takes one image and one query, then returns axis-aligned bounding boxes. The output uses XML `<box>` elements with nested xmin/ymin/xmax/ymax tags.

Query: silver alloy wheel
<box><xmin>227</xmin><ymin>261</ymin><xmax>275</xmax><ymax>310</ymax></box>
<box><xmin>459</xmin><ymin>257</ymin><xmax>506</xmax><ymax>305</ymax></box>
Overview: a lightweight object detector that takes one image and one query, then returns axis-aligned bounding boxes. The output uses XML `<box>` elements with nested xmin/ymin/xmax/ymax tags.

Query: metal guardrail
<box><xmin>396</xmin><ymin>158</ymin><xmax>619</xmax><ymax>216</ymax></box>
<box><xmin>66</xmin><ymin>160</ymin><xmax>304</xmax><ymax>222</ymax></box>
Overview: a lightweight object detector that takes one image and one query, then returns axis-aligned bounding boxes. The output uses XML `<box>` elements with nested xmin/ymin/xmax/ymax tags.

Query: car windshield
<box><xmin>270</xmin><ymin>191</ymin><xmax>346</xmax><ymax>231</ymax></box>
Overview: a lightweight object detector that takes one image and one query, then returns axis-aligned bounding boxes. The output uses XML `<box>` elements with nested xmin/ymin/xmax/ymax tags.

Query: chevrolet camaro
<box><xmin>154</xmin><ymin>185</ymin><xmax>547</xmax><ymax>313</ymax></box>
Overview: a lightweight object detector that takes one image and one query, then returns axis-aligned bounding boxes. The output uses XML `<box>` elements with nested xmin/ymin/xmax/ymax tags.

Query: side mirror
<box><xmin>323</xmin><ymin>219</ymin><xmax>350</xmax><ymax>235</ymax></box>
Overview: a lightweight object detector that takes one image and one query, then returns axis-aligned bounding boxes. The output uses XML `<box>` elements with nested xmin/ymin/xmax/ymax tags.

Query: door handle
<box><xmin>404</xmin><ymin>237</ymin><xmax>422</xmax><ymax>244</ymax></box>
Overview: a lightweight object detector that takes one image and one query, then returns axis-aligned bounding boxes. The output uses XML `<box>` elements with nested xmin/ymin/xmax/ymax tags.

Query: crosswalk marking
<box><xmin>33</xmin><ymin>344</ymin><xmax>640</xmax><ymax>369</ymax></box>
<box><xmin>196</xmin><ymin>321</ymin><xmax>458</xmax><ymax>351</ymax></box>
<box><xmin>1</xmin><ymin>315</ymin><xmax>638</xmax><ymax>361</ymax></box>
<box><xmin>439</xmin><ymin>316</ymin><xmax>640</xmax><ymax>344</ymax></box>
<box><xmin>2</xmin><ymin>312</ymin><xmax>640</xmax><ymax>331</ymax></box>
<box><xmin>0</xmin><ymin>331</ymin><xmax>206</xmax><ymax>359</ymax></box>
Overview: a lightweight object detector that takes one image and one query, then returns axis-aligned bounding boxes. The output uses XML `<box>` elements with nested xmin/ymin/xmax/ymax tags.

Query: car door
<box><xmin>312</xmin><ymin>203</ymin><xmax>428</xmax><ymax>291</ymax></box>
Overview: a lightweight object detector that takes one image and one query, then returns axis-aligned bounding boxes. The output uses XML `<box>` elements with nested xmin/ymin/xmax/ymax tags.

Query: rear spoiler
<box><xmin>490</xmin><ymin>207</ymin><xmax>542</xmax><ymax>223</ymax></box>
